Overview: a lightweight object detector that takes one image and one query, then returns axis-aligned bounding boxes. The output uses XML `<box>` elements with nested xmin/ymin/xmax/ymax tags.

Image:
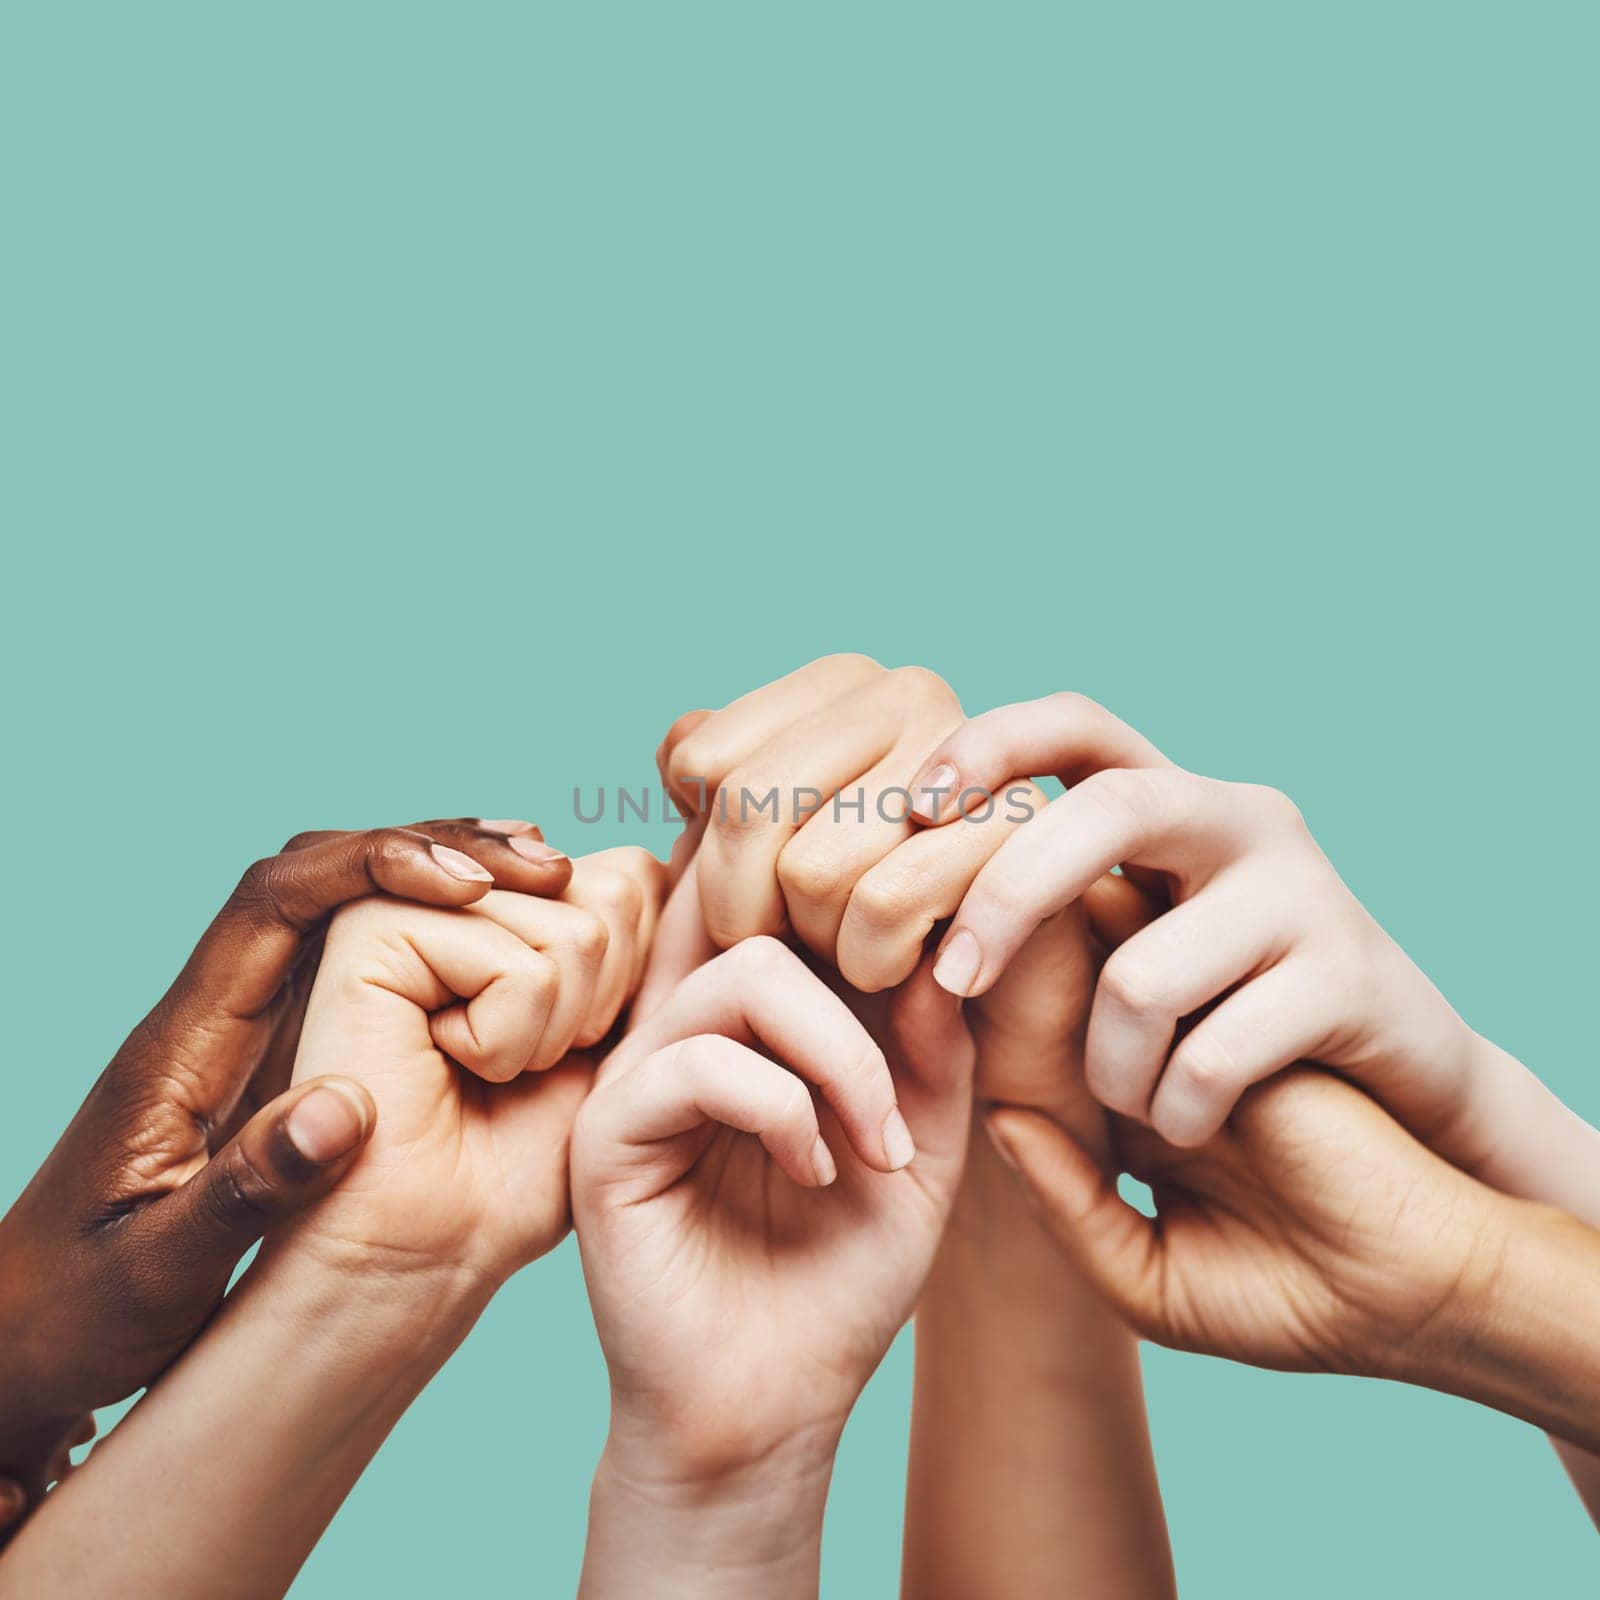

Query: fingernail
<box><xmin>286</xmin><ymin>1082</ymin><xmax>370</xmax><ymax>1164</ymax></box>
<box><xmin>478</xmin><ymin>819</ymin><xmax>541</xmax><ymax>836</ymax></box>
<box><xmin>431</xmin><ymin>843</ymin><xmax>493</xmax><ymax>882</ymax></box>
<box><xmin>811</xmin><ymin>1137</ymin><xmax>837</xmax><ymax>1187</ymax></box>
<box><xmin>506</xmin><ymin>835</ymin><xmax>567</xmax><ymax>863</ymax></box>
<box><xmin>917</xmin><ymin>762</ymin><xmax>957</xmax><ymax>799</ymax></box>
<box><xmin>882</xmin><ymin>1107</ymin><xmax>917</xmax><ymax>1171</ymax></box>
<box><xmin>933</xmin><ymin>929</ymin><xmax>981</xmax><ymax>997</ymax></box>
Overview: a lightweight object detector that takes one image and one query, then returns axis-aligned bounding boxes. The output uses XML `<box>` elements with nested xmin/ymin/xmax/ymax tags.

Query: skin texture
<box><xmin>572</xmin><ymin>872</ymin><xmax>978</xmax><ymax>1600</ymax></box>
<box><xmin>0</xmin><ymin>854</ymin><xmax>664</xmax><ymax>1599</ymax></box>
<box><xmin>658</xmin><ymin>654</ymin><xmax>1040</xmax><ymax>991</ymax></box>
<box><xmin>986</xmin><ymin>1069</ymin><xmax>1600</xmax><ymax>1457</ymax></box>
<box><xmin>0</xmin><ymin>817</ymin><xmax>570</xmax><ymax>1519</ymax></box>
<box><xmin>913</xmin><ymin>690</ymin><xmax>1600</xmax><ymax>1517</ymax></box>
<box><xmin>655</xmin><ymin>656</ymin><xmax>1080</xmax><ymax>1107</ymax></box>
<box><xmin>641</xmin><ymin>661</ymin><xmax>1170</xmax><ymax>1594</ymax></box>
<box><xmin>274</xmin><ymin>847</ymin><xmax>665</xmax><ymax>1284</ymax></box>
<box><xmin>912</xmin><ymin>691</ymin><xmax>1600</xmax><ymax>1183</ymax></box>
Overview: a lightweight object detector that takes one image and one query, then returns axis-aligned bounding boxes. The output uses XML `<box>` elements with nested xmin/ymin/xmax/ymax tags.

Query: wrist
<box><xmin>244</xmin><ymin>1233</ymin><xmax>497</xmax><ymax>1392</ymax></box>
<box><xmin>1404</xmin><ymin>1195</ymin><xmax>1600</xmax><ymax>1452</ymax></box>
<box><xmin>601</xmin><ymin>1403</ymin><xmax>843</xmax><ymax>1500</ymax></box>
<box><xmin>583</xmin><ymin>1423</ymin><xmax>838</xmax><ymax>1600</ymax></box>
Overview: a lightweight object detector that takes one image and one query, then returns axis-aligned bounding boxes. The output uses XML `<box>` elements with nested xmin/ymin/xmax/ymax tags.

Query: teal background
<box><xmin>3</xmin><ymin>2</ymin><xmax>1595</xmax><ymax>1593</ymax></box>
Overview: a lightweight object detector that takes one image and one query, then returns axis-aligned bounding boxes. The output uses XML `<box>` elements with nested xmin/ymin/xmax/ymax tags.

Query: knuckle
<box><xmin>584</xmin><ymin>867</ymin><xmax>645</xmax><ymax>924</ymax></box>
<box><xmin>848</xmin><ymin>867</ymin><xmax>919</xmax><ymax>932</ymax></box>
<box><xmin>365</xmin><ymin>826</ymin><xmax>425</xmax><ymax>878</ymax></box>
<box><xmin>1046</xmin><ymin>688</ymin><xmax>1102</xmax><ymax>718</ymax></box>
<box><xmin>667</xmin><ymin>732</ymin><xmax>713</xmax><ymax>792</ymax></box>
<box><xmin>201</xmin><ymin>1146</ymin><xmax>279</xmax><ymax>1234</ymax></box>
<box><xmin>279</xmin><ymin>830</ymin><xmax>322</xmax><ymax>853</ymax></box>
<box><xmin>1168</xmin><ymin>1031</ymin><xmax>1240</xmax><ymax>1098</ymax></box>
<box><xmin>1238</xmin><ymin>782</ymin><xmax>1306</xmax><ymax>835</ymax></box>
<box><xmin>775</xmin><ymin>843</ymin><xmax>844</xmax><ymax>907</ymax></box>
<box><xmin>773</xmin><ymin>1073</ymin><xmax>816</xmax><ymax>1127</ymax></box>
<box><xmin>888</xmin><ymin>662</ymin><xmax>957</xmax><ymax>710</ymax></box>
<box><xmin>229</xmin><ymin>856</ymin><xmax>295</xmax><ymax>926</ymax></box>
<box><xmin>569</xmin><ymin>907</ymin><xmax>611</xmax><ymax>963</ymax></box>
<box><xmin>511</xmin><ymin>947</ymin><xmax>560</xmax><ymax>1002</ymax></box>
<box><xmin>1098</xmin><ymin>950</ymin><xmax>1175</xmax><ymax>1017</ymax></box>
<box><xmin>1084</xmin><ymin>766</ymin><xmax>1171</xmax><ymax>828</ymax></box>
<box><xmin>703</xmin><ymin>783</ymin><xmax>782</xmax><ymax>846</ymax></box>
<box><xmin>728</xmin><ymin>933</ymin><xmax>795</xmax><ymax>982</ymax></box>
<box><xmin>234</xmin><ymin>855</ymin><xmax>279</xmax><ymax>902</ymax></box>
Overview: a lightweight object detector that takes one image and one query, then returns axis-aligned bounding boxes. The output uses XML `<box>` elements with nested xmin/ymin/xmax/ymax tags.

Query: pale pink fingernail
<box><xmin>932</xmin><ymin>929</ymin><xmax>981</xmax><ymax>997</ymax></box>
<box><xmin>431</xmin><ymin>843</ymin><xmax>493</xmax><ymax>882</ymax></box>
<box><xmin>811</xmin><ymin>1137</ymin><xmax>837</xmax><ymax>1187</ymax></box>
<box><xmin>882</xmin><ymin>1107</ymin><xmax>917</xmax><ymax>1170</ymax></box>
<box><xmin>286</xmin><ymin>1082</ymin><xmax>371</xmax><ymax>1164</ymax></box>
<box><xmin>507</xmin><ymin>836</ymin><xmax>566</xmax><ymax>863</ymax></box>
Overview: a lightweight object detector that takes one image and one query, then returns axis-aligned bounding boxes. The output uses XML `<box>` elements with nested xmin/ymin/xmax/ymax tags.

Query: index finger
<box><xmin>934</xmin><ymin>768</ymin><xmax>1248</xmax><ymax>997</ymax></box>
<box><xmin>605</xmin><ymin>935</ymin><xmax>914</xmax><ymax>1173</ymax></box>
<box><xmin>908</xmin><ymin>692</ymin><xmax>1172</xmax><ymax>823</ymax></box>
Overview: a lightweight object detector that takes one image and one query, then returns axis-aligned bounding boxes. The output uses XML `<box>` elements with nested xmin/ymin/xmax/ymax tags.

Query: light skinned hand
<box><xmin>572</xmin><ymin>907</ymin><xmax>976</xmax><ymax>1487</ymax></box>
<box><xmin>656</xmin><ymin>655</ymin><xmax>1099</xmax><ymax>1117</ymax></box>
<box><xmin>658</xmin><ymin>655</ymin><xmax>1037</xmax><ymax>984</ymax></box>
<box><xmin>273</xmin><ymin>848</ymin><xmax>665</xmax><ymax>1287</ymax></box>
<box><xmin>910</xmin><ymin>692</ymin><xmax>1490</xmax><ymax>1159</ymax></box>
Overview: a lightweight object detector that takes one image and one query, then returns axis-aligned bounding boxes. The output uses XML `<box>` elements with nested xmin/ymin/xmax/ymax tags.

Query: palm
<box><xmin>597</xmin><ymin>1108</ymin><xmax>952</xmax><ymax>1443</ymax></box>
<box><xmin>580</xmin><ymin>951</ymin><xmax>974</xmax><ymax>1465</ymax></box>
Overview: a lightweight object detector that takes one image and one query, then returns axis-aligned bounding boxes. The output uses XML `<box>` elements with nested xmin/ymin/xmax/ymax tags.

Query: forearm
<box><xmin>1447</xmin><ymin>1034</ymin><xmax>1600</xmax><ymax>1520</ymax></box>
<box><xmin>580</xmin><ymin>1423</ymin><xmax>837</xmax><ymax>1600</ymax></box>
<box><xmin>1411</xmin><ymin>1201</ymin><xmax>1600</xmax><ymax>1457</ymax></box>
<box><xmin>0</xmin><ymin>1243</ymin><xmax>492</xmax><ymax>1600</ymax></box>
<box><xmin>902</xmin><ymin>1128</ymin><xmax>1174</xmax><ymax>1600</ymax></box>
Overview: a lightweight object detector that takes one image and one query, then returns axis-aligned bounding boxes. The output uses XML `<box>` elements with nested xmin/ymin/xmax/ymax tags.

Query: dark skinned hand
<box><xmin>0</xmin><ymin>818</ymin><xmax>570</xmax><ymax>1523</ymax></box>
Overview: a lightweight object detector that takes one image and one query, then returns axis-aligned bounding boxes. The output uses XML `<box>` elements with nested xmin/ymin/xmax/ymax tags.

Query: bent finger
<box><xmin>608</xmin><ymin>936</ymin><xmax>910</xmax><ymax>1172</ymax></box>
<box><xmin>909</xmin><ymin>692</ymin><xmax>1172</xmax><ymax>823</ymax></box>
<box><xmin>580</xmin><ymin>1034</ymin><xmax>833</xmax><ymax>1196</ymax></box>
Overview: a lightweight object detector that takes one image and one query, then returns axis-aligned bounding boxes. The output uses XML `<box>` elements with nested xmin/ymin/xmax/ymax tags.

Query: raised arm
<box><xmin>0</xmin><ymin>852</ymin><xmax>662</xmax><ymax>1598</ymax></box>
<box><xmin>903</xmin><ymin>916</ymin><xmax>1173</xmax><ymax>1598</ymax></box>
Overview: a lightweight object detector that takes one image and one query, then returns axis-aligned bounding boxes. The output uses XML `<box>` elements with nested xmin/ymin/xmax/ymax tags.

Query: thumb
<box><xmin>152</xmin><ymin>1076</ymin><xmax>376</xmax><ymax>1280</ymax></box>
<box><xmin>984</xmin><ymin>1106</ymin><xmax>1165</xmax><ymax>1337</ymax></box>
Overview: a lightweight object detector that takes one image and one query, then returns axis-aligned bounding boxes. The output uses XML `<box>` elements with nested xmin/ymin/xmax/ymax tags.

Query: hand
<box><xmin>656</xmin><ymin>656</ymin><xmax>1078</xmax><ymax>1113</ymax></box>
<box><xmin>573</xmin><ymin>929</ymin><xmax>976</xmax><ymax>1483</ymax></box>
<box><xmin>274</xmin><ymin>848</ymin><xmax>666</xmax><ymax>1287</ymax></box>
<box><xmin>911</xmin><ymin>693</ymin><xmax>1486</xmax><ymax>1156</ymax></box>
<box><xmin>658</xmin><ymin>654</ymin><xmax>1027</xmax><ymax>976</ymax></box>
<box><xmin>0</xmin><ymin>818</ymin><xmax>570</xmax><ymax>1491</ymax></box>
<box><xmin>987</xmin><ymin>1067</ymin><xmax>1507</xmax><ymax>1380</ymax></box>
